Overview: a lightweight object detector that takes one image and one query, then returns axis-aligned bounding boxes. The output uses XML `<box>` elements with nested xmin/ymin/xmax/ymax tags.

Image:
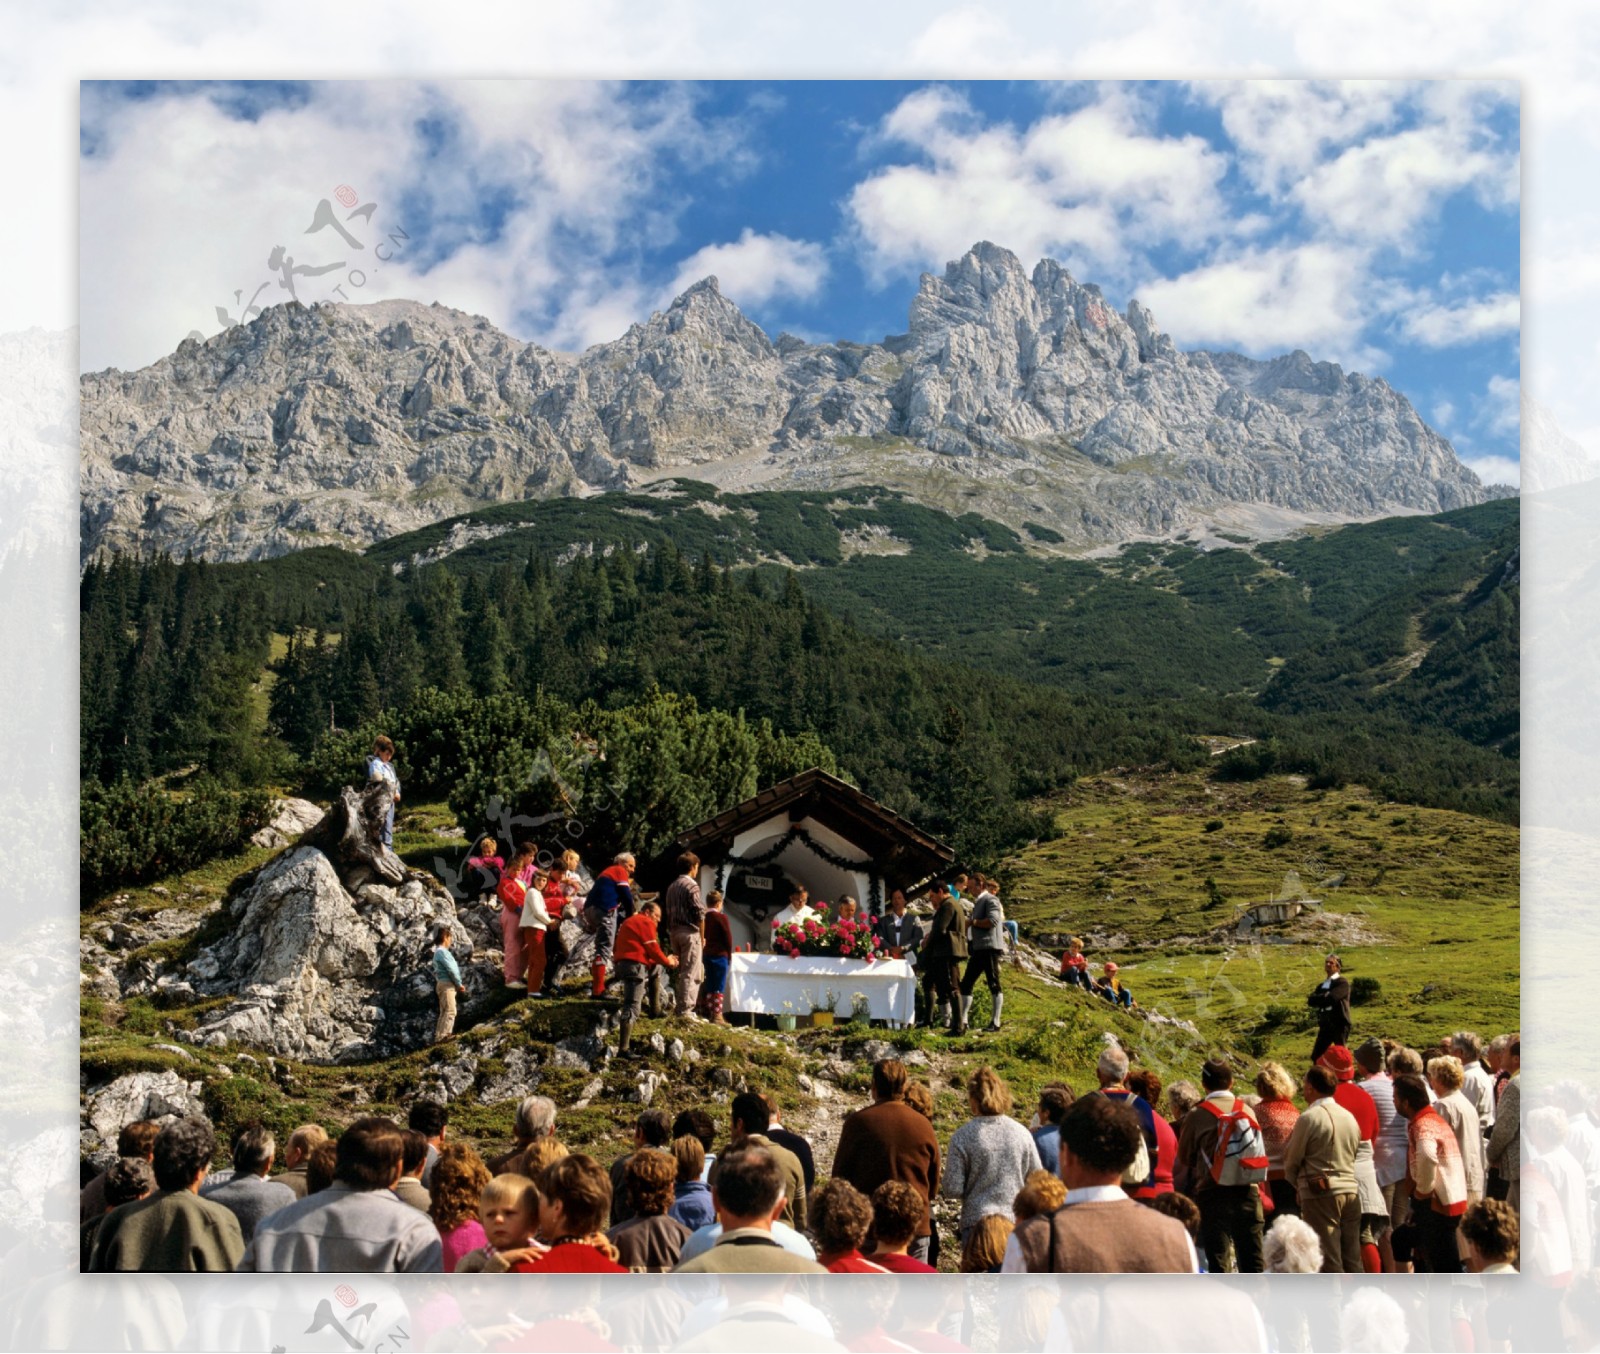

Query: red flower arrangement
<box><xmin>772</xmin><ymin>915</ymin><xmax>884</xmax><ymax>961</ymax></box>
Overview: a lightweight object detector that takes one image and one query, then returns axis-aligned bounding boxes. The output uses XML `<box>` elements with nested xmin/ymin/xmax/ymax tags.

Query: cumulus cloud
<box><xmin>663</xmin><ymin>229</ymin><xmax>829</xmax><ymax>309</ymax></box>
<box><xmin>1482</xmin><ymin>373</ymin><xmax>1521</xmax><ymax>438</ymax></box>
<box><xmin>1462</xmin><ymin>454</ymin><xmax>1521</xmax><ymax>487</ymax></box>
<box><xmin>846</xmin><ymin>85</ymin><xmax>1229</xmax><ymax>285</ymax></box>
<box><xmin>1401</xmin><ymin>291</ymin><xmax>1520</xmax><ymax>346</ymax></box>
<box><xmin>1193</xmin><ymin>80</ymin><xmax>1405</xmax><ymax>194</ymax></box>
<box><xmin>1292</xmin><ymin>120</ymin><xmax>1516</xmax><ymax>248</ymax></box>
<box><xmin>1133</xmin><ymin>243</ymin><xmax>1379</xmax><ymax>365</ymax></box>
<box><xmin>78</xmin><ymin>80</ymin><xmax>751</xmax><ymax>371</ymax></box>
<box><xmin>1192</xmin><ymin>79</ymin><xmax>1518</xmax><ymax>253</ymax></box>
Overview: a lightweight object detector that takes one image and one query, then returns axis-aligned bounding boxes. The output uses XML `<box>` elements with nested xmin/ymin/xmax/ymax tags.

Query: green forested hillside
<box><xmin>79</xmin><ymin>487</ymin><xmax>1519</xmax><ymax>896</ymax></box>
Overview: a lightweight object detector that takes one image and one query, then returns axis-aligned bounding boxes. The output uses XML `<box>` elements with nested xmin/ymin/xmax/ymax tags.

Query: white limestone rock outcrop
<box><xmin>249</xmin><ymin>796</ymin><xmax>325</xmax><ymax>849</ymax></box>
<box><xmin>177</xmin><ymin>845</ymin><xmax>493</xmax><ymax>1062</ymax></box>
<box><xmin>80</xmin><ymin>244</ymin><xmax>1503</xmax><ymax>562</ymax></box>
<box><xmin>82</xmin><ymin>1070</ymin><xmax>207</xmax><ymax>1153</ymax></box>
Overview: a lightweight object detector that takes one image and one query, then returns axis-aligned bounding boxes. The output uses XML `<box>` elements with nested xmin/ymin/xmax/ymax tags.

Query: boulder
<box><xmin>556</xmin><ymin>1034</ymin><xmax>609</xmax><ymax>1069</ymax></box>
<box><xmin>843</xmin><ymin>1038</ymin><xmax>899</xmax><ymax>1065</ymax></box>
<box><xmin>631</xmin><ymin>1071</ymin><xmax>666</xmax><ymax>1106</ymax></box>
<box><xmin>250</xmin><ymin>796</ymin><xmax>326</xmax><ymax>849</ymax></box>
<box><xmin>418</xmin><ymin>1053</ymin><xmax>478</xmax><ymax>1102</ymax></box>
<box><xmin>176</xmin><ymin>838</ymin><xmax>496</xmax><ymax>1063</ymax></box>
<box><xmin>83</xmin><ymin>1070</ymin><xmax>207</xmax><ymax>1150</ymax></box>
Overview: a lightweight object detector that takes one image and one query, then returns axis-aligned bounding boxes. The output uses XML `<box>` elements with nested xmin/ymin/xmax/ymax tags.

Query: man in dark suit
<box><xmin>875</xmin><ymin>889</ymin><xmax>924</xmax><ymax>958</ymax></box>
<box><xmin>831</xmin><ymin>1060</ymin><xmax>941</xmax><ymax>1264</ymax></box>
<box><xmin>762</xmin><ymin>1094</ymin><xmax>816</xmax><ymax>1195</ymax></box>
<box><xmin>1308</xmin><ymin>954</ymin><xmax>1353</xmax><ymax>1061</ymax></box>
<box><xmin>876</xmin><ymin>889</ymin><xmax>927</xmax><ymax>1026</ymax></box>
<box><xmin>922</xmin><ymin>881</ymin><xmax>969</xmax><ymax>1034</ymax></box>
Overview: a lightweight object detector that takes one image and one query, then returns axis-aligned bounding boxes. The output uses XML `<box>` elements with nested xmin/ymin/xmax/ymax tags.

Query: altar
<box><xmin>727</xmin><ymin>953</ymin><xmax>917</xmax><ymax>1025</ymax></box>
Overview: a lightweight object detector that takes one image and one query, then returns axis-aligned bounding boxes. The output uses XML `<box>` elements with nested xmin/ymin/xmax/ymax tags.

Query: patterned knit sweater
<box><xmin>1256</xmin><ymin>1099</ymin><xmax>1301</xmax><ymax>1179</ymax></box>
<box><xmin>1408</xmin><ymin>1105</ymin><xmax>1468</xmax><ymax>1215</ymax></box>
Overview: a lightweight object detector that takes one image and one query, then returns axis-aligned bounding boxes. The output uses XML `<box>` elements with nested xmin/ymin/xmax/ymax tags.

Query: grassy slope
<box><xmin>1003</xmin><ymin>769</ymin><xmax>1519</xmax><ymax>1071</ymax></box>
<box><xmin>81</xmin><ymin>802</ymin><xmax>1175</xmax><ymax>1167</ymax></box>
<box><xmin>81</xmin><ymin>773</ymin><xmax>1515</xmax><ymax>1277</ymax></box>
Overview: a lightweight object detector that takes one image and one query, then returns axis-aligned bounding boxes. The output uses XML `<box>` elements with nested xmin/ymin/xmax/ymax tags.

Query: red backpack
<box><xmin>495</xmin><ymin>874</ymin><xmax>527</xmax><ymax>911</ymax></box>
<box><xmin>1202</xmin><ymin>1100</ymin><xmax>1269</xmax><ymax>1186</ymax></box>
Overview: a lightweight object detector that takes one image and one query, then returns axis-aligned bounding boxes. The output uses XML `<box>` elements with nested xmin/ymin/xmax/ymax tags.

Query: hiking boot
<box><xmin>506</xmin><ymin>979</ymin><xmax>527</xmax><ymax>991</ymax></box>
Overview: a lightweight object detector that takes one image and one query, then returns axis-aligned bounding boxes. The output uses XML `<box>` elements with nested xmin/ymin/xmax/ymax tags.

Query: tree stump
<box><xmin>302</xmin><ymin>782</ymin><xmax>406</xmax><ymax>886</ymax></box>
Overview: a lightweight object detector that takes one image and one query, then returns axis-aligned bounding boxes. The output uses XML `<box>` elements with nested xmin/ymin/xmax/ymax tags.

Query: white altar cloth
<box><xmin>727</xmin><ymin>953</ymin><xmax>915</xmax><ymax>1024</ymax></box>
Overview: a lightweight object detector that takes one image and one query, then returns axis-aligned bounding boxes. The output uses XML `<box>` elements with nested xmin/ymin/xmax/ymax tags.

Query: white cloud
<box><xmin>1192</xmin><ymin>78</ymin><xmax>1518</xmax><ymax>253</ymax></box>
<box><xmin>1193</xmin><ymin>80</ymin><xmax>1406</xmax><ymax>194</ymax></box>
<box><xmin>78</xmin><ymin>79</ymin><xmax>751</xmax><ymax>371</ymax></box>
<box><xmin>1483</xmin><ymin>373</ymin><xmax>1521</xmax><ymax>437</ymax></box>
<box><xmin>1292</xmin><ymin>120</ymin><xmax>1516</xmax><ymax>248</ymax></box>
<box><xmin>1401</xmin><ymin>291</ymin><xmax>1520</xmax><ymax>346</ymax></box>
<box><xmin>1462</xmin><ymin>454</ymin><xmax>1520</xmax><ymax>486</ymax></box>
<box><xmin>846</xmin><ymin>85</ymin><xmax>1229</xmax><ymax>286</ymax></box>
<box><xmin>1133</xmin><ymin>243</ymin><xmax>1381</xmax><ymax>365</ymax></box>
<box><xmin>663</xmin><ymin>229</ymin><xmax>829</xmax><ymax>310</ymax></box>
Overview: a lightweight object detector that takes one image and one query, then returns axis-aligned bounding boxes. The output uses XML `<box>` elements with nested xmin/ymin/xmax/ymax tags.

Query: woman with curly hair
<box><xmin>607</xmin><ymin>1150</ymin><xmax>689</xmax><ymax>1272</ymax></box>
<box><xmin>812</xmin><ymin>1178</ymin><xmax>888</xmax><ymax>1272</ymax></box>
<box><xmin>510</xmin><ymin>1155</ymin><xmax>626</xmax><ymax>1273</ymax></box>
<box><xmin>428</xmin><ymin>1143</ymin><xmax>491</xmax><ymax>1273</ymax></box>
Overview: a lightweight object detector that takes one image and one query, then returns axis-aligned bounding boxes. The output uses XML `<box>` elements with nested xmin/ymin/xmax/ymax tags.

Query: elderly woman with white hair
<box><xmin>1264</xmin><ymin>1213</ymin><xmax>1322</xmax><ymax>1273</ymax></box>
<box><xmin>1427</xmin><ymin>1055</ymin><xmax>1486</xmax><ymax>1203</ymax></box>
<box><xmin>487</xmin><ymin>1095</ymin><xmax>557</xmax><ymax>1173</ymax></box>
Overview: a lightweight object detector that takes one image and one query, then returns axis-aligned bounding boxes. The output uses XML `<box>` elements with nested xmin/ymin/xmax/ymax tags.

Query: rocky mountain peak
<box><xmin>80</xmin><ymin>241</ymin><xmax>1502</xmax><ymax>563</ymax></box>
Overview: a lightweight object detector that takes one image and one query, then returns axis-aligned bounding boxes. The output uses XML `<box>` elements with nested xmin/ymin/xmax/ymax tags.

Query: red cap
<box><xmin>1318</xmin><ymin>1045</ymin><xmax>1356</xmax><ymax>1081</ymax></box>
<box><xmin>1103</xmin><ymin>961</ymin><xmax>1118</xmax><ymax>974</ymax></box>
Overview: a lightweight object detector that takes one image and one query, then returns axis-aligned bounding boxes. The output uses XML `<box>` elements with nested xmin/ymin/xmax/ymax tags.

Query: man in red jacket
<box><xmin>613</xmin><ymin>899</ymin><xmax>677</xmax><ymax>1058</ymax></box>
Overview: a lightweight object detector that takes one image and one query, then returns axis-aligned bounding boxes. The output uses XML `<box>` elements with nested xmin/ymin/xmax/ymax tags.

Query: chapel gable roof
<box><xmin>671</xmin><ymin>768</ymin><xmax>955</xmax><ymax>893</ymax></box>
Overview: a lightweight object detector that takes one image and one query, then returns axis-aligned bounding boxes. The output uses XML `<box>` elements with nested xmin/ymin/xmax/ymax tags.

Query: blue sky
<box><xmin>79</xmin><ymin>78</ymin><xmax>1521</xmax><ymax>482</ymax></box>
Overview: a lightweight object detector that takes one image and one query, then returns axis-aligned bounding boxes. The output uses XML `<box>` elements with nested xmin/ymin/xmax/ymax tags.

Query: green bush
<box><xmin>1350</xmin><ymin>976</ymin><xmax>1383</xmax><ymax>1006</ymax></box>
<box><xmin>81</xmin><ymin>774</ymin><xmax>271</xmax><ymax>901</ymax></box>
<box><xmin>1262</xmin><ymin>825</ymin><xmax>1294</xmax><ymax>850</ymax></box>
<box><xmin>1203</xmin><ymin>818</ymin><xmax>1224</xmax><ymax>832</ymax></box>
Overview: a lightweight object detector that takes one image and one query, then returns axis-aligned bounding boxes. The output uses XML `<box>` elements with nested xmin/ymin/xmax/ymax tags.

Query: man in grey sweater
<box><xmin>205</xmin><ymin>1126</ymin><xmax>295</xmax><ymax>1244</ymax></box>
<box><xmin>238</xmin><ymin>1117</ymin><xmax>442</xmax><ymax>1272</ymax></box>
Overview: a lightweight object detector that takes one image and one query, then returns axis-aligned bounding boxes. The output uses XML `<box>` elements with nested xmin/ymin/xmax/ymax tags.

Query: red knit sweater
<box><xmin>614</xmin><ymin>913</ymin><xmax>671</xmax><ymax>968</ymax></box>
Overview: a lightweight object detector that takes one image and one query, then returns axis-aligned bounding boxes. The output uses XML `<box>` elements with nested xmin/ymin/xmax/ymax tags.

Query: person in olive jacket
<box><xmin>922</xmin><ymin>881</ymin><xmax>970</xmax><ymax>1035</ymax></box>
<box><xmin>1308</xmin><ymin>954</ymin><xmax>1353</xmax><ymax>1061</ymax></box>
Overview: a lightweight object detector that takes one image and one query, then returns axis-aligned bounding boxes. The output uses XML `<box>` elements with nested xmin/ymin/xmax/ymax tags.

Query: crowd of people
<box><xmin>82</xmin><ymin>996</ymin><xmax>1541</xmax><ymax>1281</ymax></box>
<box><xmin>79</xmin><ymin>743</ymin><xmax>1539</xmax><ymax>1285</ymax></box>
<box><xmin>444</xmin><ymin>818</ymin><xmax>1027</xmax><ymax>1041</ymax></box>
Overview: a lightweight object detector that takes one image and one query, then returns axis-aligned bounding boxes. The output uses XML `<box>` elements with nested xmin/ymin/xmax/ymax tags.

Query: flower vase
<box><xmin>775</xmin><ymin>1013</ymin><xmax>797</xmax><ymax>1032</ymax></box>
<box><xmin>810</xmin><ymin>1010</ymin><xmax>835</xmax><ymax>1028</ymax></box>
